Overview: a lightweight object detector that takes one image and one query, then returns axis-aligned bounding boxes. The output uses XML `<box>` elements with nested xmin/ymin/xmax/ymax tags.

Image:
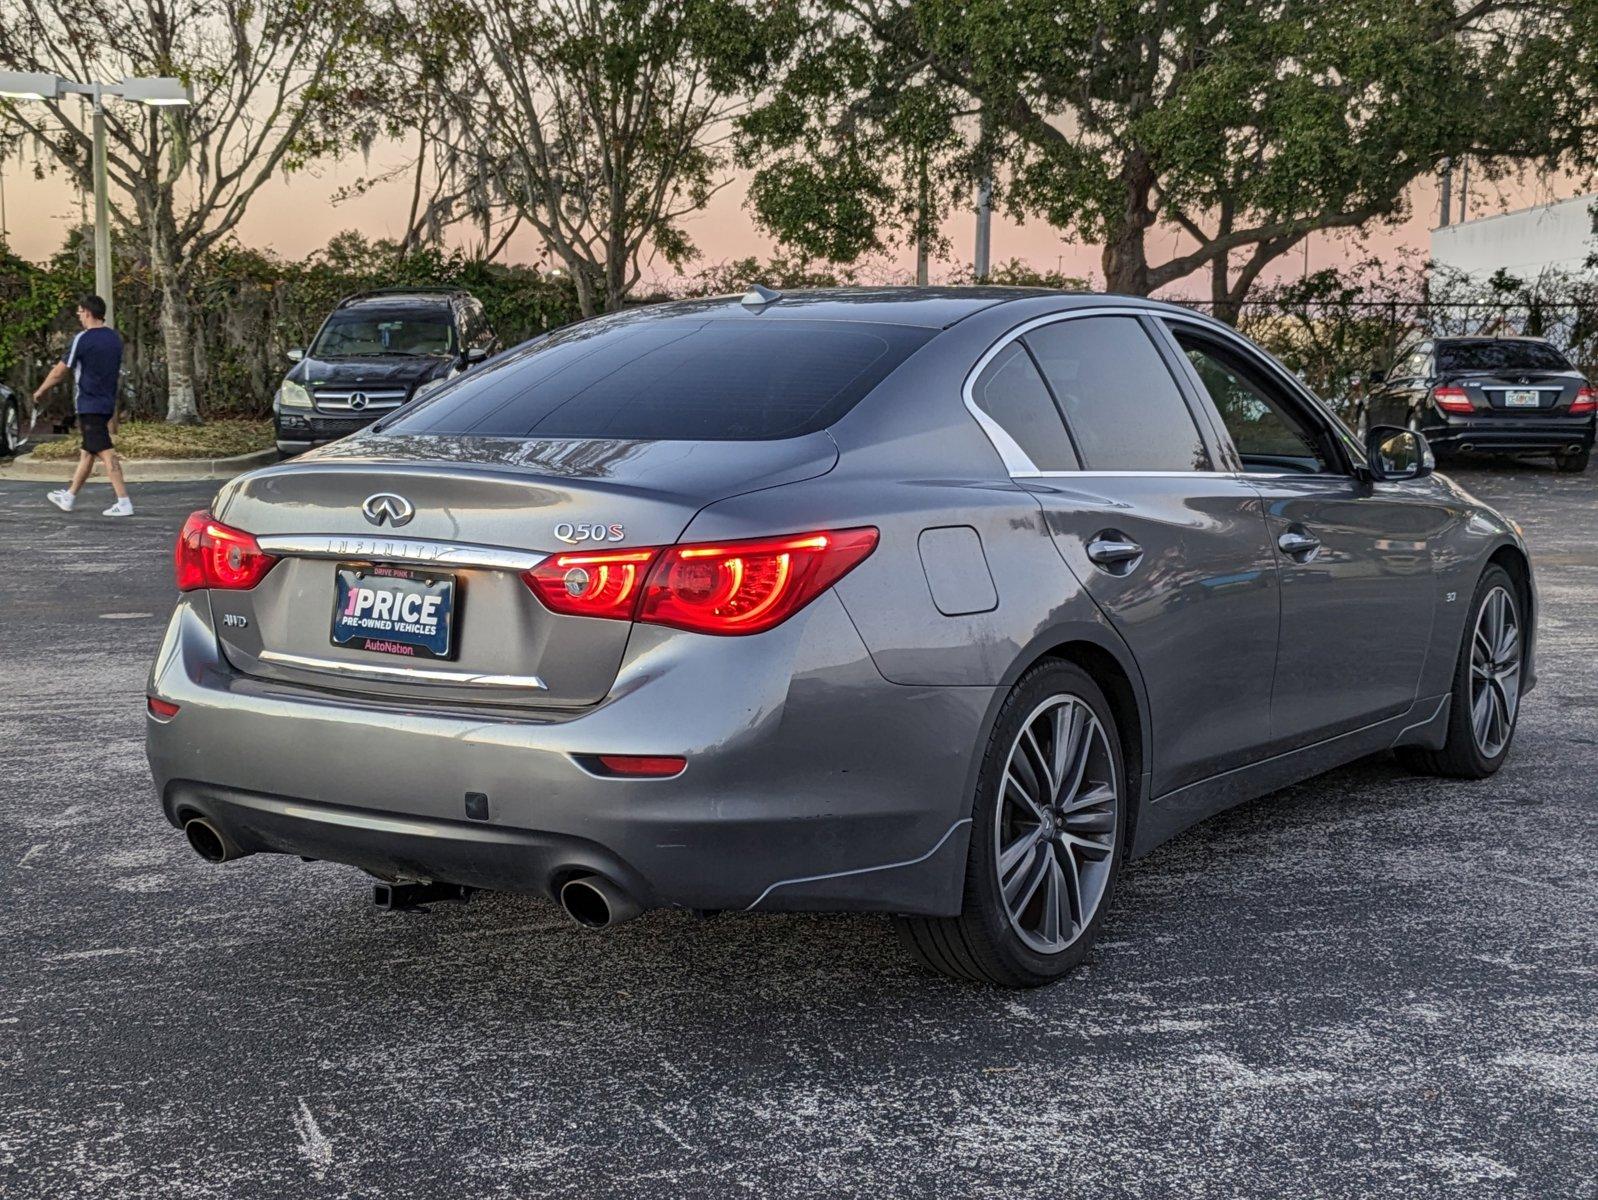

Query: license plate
<box><xmin>331</xmin><ymin>564</ymin><xmax>456</xmax><ymax>660</ymax></box>
<box><xmin>1505</xmin><ymin>389</ymin><xmax>1540</xmax><ymax>407</ymax></box>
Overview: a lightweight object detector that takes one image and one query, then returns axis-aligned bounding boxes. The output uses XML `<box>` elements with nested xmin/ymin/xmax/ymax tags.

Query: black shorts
<box><xmin>79</xmin><ymin>413</ymin><xmax>114</xmax><ymax>455</ymax></box>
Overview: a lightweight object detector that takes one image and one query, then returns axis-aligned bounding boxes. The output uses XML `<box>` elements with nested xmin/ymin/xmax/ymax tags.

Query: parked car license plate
<box><xmin>1505</xmin><ymin>389</ymin><xmax>1540</xmax><ymax>407</ymax></box>
<box><xmin>331</xmin><ymin>564</ymin><xmax>456</xmax><ymax>660</ymax></box>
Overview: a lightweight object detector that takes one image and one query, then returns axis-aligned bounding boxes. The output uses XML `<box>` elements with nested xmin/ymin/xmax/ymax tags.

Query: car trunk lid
<box><xmin>206</xmin><ymin>432</ymin><xmax>837</xmax><ymax>707</ymax></box>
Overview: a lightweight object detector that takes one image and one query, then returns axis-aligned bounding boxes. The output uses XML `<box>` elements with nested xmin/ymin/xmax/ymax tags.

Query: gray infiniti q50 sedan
<box><xmin>146</xmin><ymin>288</ymin><xmax>1535</xmax><ymax>987</ymax></box>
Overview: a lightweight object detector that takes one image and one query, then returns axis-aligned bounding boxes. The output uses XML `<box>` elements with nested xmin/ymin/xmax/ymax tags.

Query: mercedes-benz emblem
<box><xmin>349</xmin><ymin>391</ymin><xmax>368</xmax><ymax>410</ymax></box>
<box><xmin>362</xmin><ymin>493</ymin><xmax>415</xmax><ymax>527</ymax></box>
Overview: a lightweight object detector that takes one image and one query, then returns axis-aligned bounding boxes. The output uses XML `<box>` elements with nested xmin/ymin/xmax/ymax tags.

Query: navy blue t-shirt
<box><xmin>63</xmin><ymin>326</ymin><xmax>123</xmax><ymax>416</ymax></box>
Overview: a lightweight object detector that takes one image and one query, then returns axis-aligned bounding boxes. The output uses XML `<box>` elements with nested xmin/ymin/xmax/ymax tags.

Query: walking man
<box><xmin>36</xmin><ymin>294</ymin><xmax>132</xmax><ymax>516</ymax></box>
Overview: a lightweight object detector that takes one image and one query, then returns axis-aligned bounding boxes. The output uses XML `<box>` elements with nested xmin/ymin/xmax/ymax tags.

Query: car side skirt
<box><xmin>1131</xmin><ymin>693</ymin><xmax>1451</xmax><ymax>856</ymax></box>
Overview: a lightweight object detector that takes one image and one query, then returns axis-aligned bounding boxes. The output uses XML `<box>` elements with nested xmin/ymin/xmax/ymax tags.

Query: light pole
<box><xmin>0</xmin><ymin>70</ymin><xmax>190</xmax><ymax>328</ymax></box>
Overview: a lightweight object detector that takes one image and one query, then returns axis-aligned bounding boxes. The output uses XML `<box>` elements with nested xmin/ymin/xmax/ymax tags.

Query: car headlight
<box><xmin>277</xmin><ymin>380</ymin><xmax>312</xmax><ymax>410</ymax></box>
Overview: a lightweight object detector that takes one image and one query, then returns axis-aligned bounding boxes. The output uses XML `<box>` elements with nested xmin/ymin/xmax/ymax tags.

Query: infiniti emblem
<box><xmin>349</xmin><ymin>391</ymin><xmax>368</xmax><ymax>410</ymax></box>
<box><xmin>362</xmin><ymin>493</ymin><xmax>415</xmax><ymax>527</ymax></box>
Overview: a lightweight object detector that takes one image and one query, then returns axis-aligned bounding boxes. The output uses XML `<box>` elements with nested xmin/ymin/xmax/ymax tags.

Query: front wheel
<box><xmin>1400</xmin><ymin>565</ymin><xmax>1523</xmax><ymax>779</ymax></box>
<box><xmin>896</xmin><ymin>661</ymin><xmax>1126</xmax><ymax>987</ymax></box>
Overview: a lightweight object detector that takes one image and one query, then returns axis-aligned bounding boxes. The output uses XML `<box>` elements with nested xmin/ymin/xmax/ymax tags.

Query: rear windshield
<box><xmin>1437</xmin><ymin>340</ymin><xmax>1571</xmax><ymax>373</ymax></box>
<box><xmin>382</xmin><ymin>315</ymin><xmax>934</xmax><ymax>440</ymax></box>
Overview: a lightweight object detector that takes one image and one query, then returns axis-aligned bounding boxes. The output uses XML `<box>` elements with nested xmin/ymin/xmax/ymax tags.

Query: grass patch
<box><xmin>27</xmin><ymin>419</ymin><xmax>273</xmax><ymax>461</ymax></box>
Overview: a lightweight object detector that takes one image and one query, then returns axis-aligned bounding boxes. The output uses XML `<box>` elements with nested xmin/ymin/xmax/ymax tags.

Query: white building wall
<box><xmin>1429</xmin><ymin>193</ymin><xmax>1596</xmax><ymax>279</ymax></box>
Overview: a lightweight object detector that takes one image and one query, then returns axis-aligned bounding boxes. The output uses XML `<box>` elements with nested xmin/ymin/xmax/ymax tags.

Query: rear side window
<box><xmin>1438</xmin><ymin>340</ymin><xmax>1571</xmax><ymax>372</ymax></box>
<box><xmin>970</xmin><ymin>342</ymin><xmax>1080</xmax><ymax>471</ymax></box>
<box><xmin>1024</xmin><ymin>317</ymin><xmax>1210</xmax><ymax>471</ymax></box>
<box><xmin>385</xmin><ymin>316</ymin><xmax>934</xmax><ymax>441</ymax></box>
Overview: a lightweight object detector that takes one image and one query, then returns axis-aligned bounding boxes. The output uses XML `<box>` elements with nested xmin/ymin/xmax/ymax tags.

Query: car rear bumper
<box><xmin>146</xmin><ymin>594</ymin><xmax>988</xmax><ymax>916</ymax></box>
<box><xmin>1423</xmin><ymin>413</ymin><xmax>1595</xmax><ymax>455</ymax></box>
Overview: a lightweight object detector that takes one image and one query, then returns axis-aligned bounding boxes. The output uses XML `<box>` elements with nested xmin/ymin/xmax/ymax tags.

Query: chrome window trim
<box><xmin>257</xmin><ymin>649</ymin><xmax>548</xmax><ymax>691</ymax></box>
<box><xmin>255</xmin><ymin>534</ymin><xmax>546</xmax><ymax>573</ymax></box>
<box><xmin>965</xmin><ymin>305</ymin><xmax>1214</xmax><ymax>479</ymax></box>
<box><xmin>1014</xmin><ymin>469</ymin><xmax>1237</xmax><ymax>479</ymax></box>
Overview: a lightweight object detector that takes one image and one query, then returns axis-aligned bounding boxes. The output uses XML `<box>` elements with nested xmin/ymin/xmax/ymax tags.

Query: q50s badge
<box><xmin>554</xmin><ymin>522</ymin><xmax>626</xmax><ymax>544</ymax></box>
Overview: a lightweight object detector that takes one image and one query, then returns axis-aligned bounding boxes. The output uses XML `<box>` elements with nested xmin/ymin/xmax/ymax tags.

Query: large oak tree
<box><xmin>742</xmin><ymin>1</ymin><xmax>1593</xmax><ymax>313</ymax></box>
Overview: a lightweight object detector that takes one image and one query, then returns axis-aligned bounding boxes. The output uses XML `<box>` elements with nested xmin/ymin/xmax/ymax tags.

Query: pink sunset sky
<box><xmin>0</xmin><ymin>138</ymin><xmax>1586</xmax><ymax>293</ymax></box>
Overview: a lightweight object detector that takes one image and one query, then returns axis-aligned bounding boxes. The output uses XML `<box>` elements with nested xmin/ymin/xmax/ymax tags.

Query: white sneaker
<box><xmin>47</xmin><ymin>489</ymin><xmax>74</xmax><ymax>512</ymax></box>
<box><xmin>103</xmin><ymin>497</ymin><xmax>134</xmax><ymax>517</ymax></box>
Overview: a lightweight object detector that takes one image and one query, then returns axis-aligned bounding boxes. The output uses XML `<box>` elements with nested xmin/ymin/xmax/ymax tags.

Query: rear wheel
<box><xmin>896</xmin><ymin>661</ymin><xmax>1126</xmax><ymax>987</ymax></box>
<box><xmin>1555</xmin><ymin>447</ymin><xmax>1590</xmax><ymax>473</ymax></box>
<box><xmin>1400</xmin><ymin>565</ymin><xmax>1523</xmax><ymax>779</ymax></box>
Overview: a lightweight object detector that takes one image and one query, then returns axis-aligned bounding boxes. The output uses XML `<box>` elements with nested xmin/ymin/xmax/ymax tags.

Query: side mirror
<box><xmin>1366</xmin><ymin>425</ymin><xmax>1434</xmax><ymax>482</ymax></box>
<box><xmin>287</xmin><ymin>347</ymin><xmax>304</xmax><ymax>363</ymax></box>
<box><xmin>464</xmin><ymin>346</ymin><xmax>489</xmax><ymax>365</ymax></box>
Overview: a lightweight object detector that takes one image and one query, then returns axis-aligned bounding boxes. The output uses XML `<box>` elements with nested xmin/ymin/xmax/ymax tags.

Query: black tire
<box><xmin>0</xmin><ymin>397</ymin><xmax>18</xmax><ymax>457</ymax></box>
<box><xmin>895</xmin><ymin>661</ymin><xmax>1127</xmax><ymax>987</ymax></box>
<box><xmin>1555</xmin><ymin>447</ymin><xmax>1590</xmax><ymax>473</ymax></box>
<box><xmin>1399</xmin><ymin>564</ymin><xmax>1523</xmax><ymax>779</ymax></box>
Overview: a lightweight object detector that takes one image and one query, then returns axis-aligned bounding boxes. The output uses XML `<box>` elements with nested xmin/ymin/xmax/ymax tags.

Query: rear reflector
<box><xmin>523</xmin><ymin>527</ymin><xmax>879</xmax><ymax>636</ymax></box>
<box><xmin>1572</xmin><ymin>386</ymin><xmax>1596</xmax><ymax>415</ymax></box>
<box><xmin>593</xmin><ymin>754</ymin><xmax>687</xmax><ymax>778</ymax></box>
<box><xmin>1432</xmin><ymin>386</ymin><xmax>1473</xmax><ymax>413</ymax></box>
<box><xmin>175</xmin><ymin>511</ymin><xmax>279</xmax><ymax>591</ymax></box>
<box><xmin>147</xmin><ymin>696</ymin><xmax>181</xmax><ymax>719</ymax></box>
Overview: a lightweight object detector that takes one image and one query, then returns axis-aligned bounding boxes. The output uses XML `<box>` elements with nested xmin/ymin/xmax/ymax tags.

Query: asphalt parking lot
<box><xmin>2</xmin><ymin>467</ymin><xmax>1595</xmax><ymax>1199</ymax></box>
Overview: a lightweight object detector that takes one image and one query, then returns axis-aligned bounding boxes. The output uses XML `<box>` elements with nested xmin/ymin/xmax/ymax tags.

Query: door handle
<box><xmin>1278</xmin><ymin>529</ymin><xmax>1321</xmax><ymax>559</ymax></box>
<box><xmin>1086</xmin><ymin>534</ymin><xmax>1144</xmax><ymax>568</ymax></box>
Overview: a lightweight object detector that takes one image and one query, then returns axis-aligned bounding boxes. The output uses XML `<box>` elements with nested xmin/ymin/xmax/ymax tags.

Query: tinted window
<box><xmin>1024</xmin><ymin>317</ymin><xmax>1209</xmax><ymax>471</ymax></box>
<box><xmin>970</xmin><ymin>342</ymin><xmax>1080</xmax><ymax>471</ymax></box>
<box><xmin>1438</xmin><ymin>340</ymin><xmax>1571</xmax><ymax>372</ymax></box>
<box><xmin>1179</xmin><ymin>338</ymin><xmax>1328</xmax><ymax>472</ymax></box>
<box><xmin>386</xmin><ymin>316</ymin><xmax>934</xmax><ymax>440</ymax></box>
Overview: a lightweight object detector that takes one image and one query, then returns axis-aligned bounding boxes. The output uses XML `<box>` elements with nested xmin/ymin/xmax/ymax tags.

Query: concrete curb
<box><xmin>0</xmin><ymin>446</ymin><xmax>278</xmax><ymax>482</ymax></box>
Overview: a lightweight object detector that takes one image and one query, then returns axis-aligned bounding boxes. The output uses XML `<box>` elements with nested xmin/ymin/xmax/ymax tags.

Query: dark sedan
<box><xmin>1366</xmin><ymin>336</ymin><xmax>1594</xmax><ymax>472</ymax></box>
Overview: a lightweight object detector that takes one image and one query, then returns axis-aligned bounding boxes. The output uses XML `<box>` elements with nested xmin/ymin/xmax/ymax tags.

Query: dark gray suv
<box><xmin>149</xmin><ymin>289</ymin><xmax>1535</xmax><ymax>986</ymax></box>
<box><xmin>274</xmin><ymin>288</ymin><xmax>501</xmax><ymax>455</ymax></box>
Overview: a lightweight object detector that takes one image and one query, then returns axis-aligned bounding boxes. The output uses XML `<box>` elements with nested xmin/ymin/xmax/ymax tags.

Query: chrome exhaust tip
<box><xmin>559</xmin><ymin>874</ymin><xmax>642</xmax><ymax>929</ymax></box>
<box><xmin>183</xmin><ymin>816</ymin><xmax>249</xmax><ymax>864</ymax></box>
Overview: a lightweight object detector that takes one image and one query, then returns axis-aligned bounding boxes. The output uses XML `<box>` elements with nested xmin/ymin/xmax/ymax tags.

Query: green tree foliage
<box><xmin>743</xmin><ymin>1</ymin><xmax>1593</xmax><ymax>311</ymax></box>
<box><xmin>0</xmin><ymin>0</ymin><xmax>386</xmax><ymax>421</ymax></box>
<box><xmin>368</xmin><ymin>0</ymin><xmax>796</xmax><ymax>317</ymax></box>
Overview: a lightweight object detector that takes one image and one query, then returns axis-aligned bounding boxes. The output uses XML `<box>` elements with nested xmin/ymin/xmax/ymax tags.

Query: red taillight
<box><xmin>639</xmin><ymin>527</ymin><xmax>879</xmax><ymax>635</ymax></box>
<box><xmin>523</xmin><ymin>547</ymin><xmax>660</xmax><ymax>618</ymax></box>
<box><xmin>1572</xmin><ymin>386</ymin><xmax>1596</xmax><ymax>415</ymax></box>
<box><xmin>147</xmin><ymin>696</ymin><xmax>180</xmax><ymax>719</ymax></box>
<box><xmin>174</xmin><ymin>511</ymin><xmax>279</xmax><ymax>591</ymax></box>
<box><xmin>522</xmin><ymin>527</ymin><xmax>879</xmax><ymax>636</ymax></box>
<box><xmin>593</xmin><ymin>754</ymin><xmax>687</xmax><ymax>778</ymax></box>
<box><xmin>1432</xmin><ymin>385</ymin><xmax>1473</xmax><ymax>413</ymax></box>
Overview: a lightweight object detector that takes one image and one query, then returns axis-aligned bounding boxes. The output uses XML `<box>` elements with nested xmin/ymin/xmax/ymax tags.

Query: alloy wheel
<box><xmin>1470</xmin><ymin>585</ymin><xmax>1521</xmax><ymax>758</ymax></box>
<box><xmin>3</xmin><ymin>404</ymin><xmax>16</xmax><ymax>451</ymax></box>
<box><xmin>994</xmin><ymin>695</ymin><xmax>1119</xmax><ymax>954</ymax></box>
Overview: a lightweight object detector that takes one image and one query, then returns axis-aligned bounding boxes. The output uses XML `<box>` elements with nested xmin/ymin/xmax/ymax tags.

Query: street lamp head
<box><xmin>0</xmin><ymin>70</ymin><xmax>64</xmax><ymax>101</ymax></box>
<box><xmin>116</xmin><ymin>76</ymin><xmax>191</xmax><ymax>107</ymax></box>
